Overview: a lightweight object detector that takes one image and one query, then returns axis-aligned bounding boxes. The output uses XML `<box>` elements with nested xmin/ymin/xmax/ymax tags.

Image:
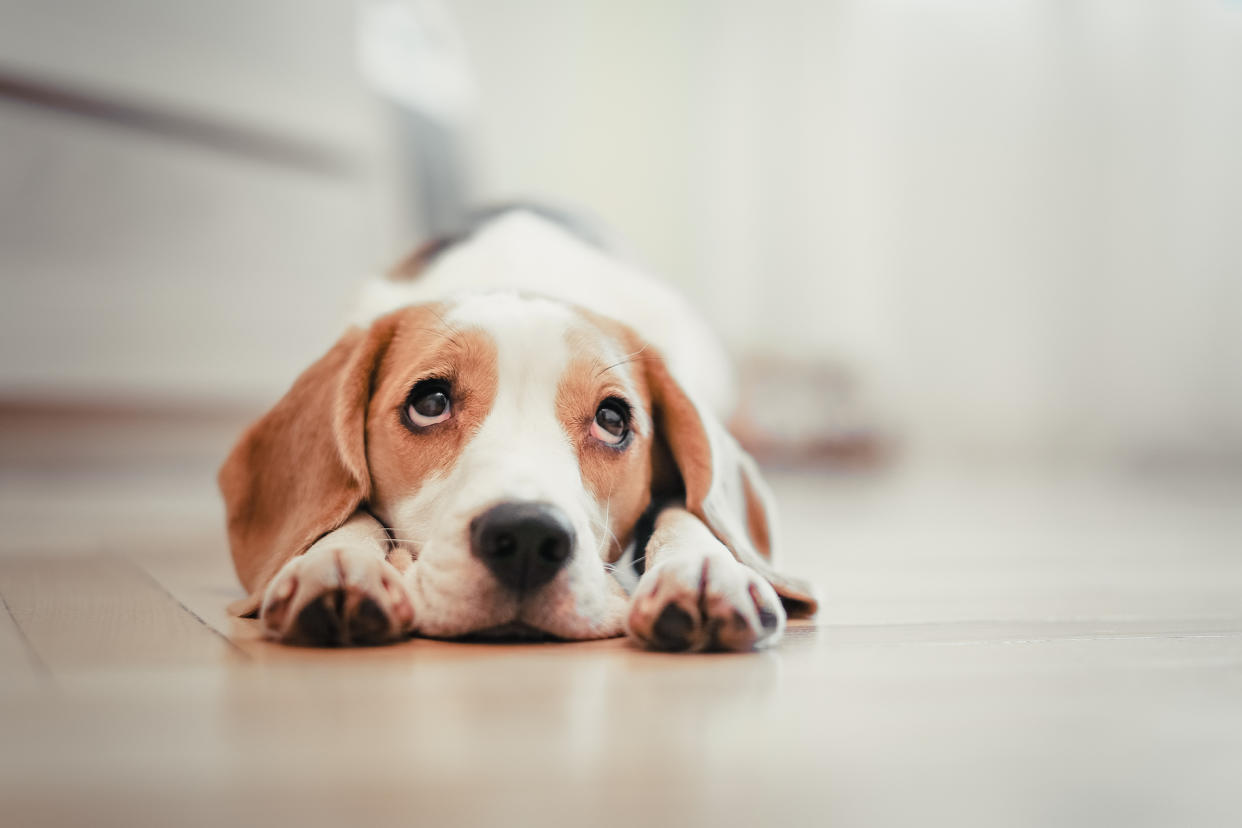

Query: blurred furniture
<box><xmin>0</xmin><ymin>0</ymin><xmax>410</xmax><ymax>408</ymax></box>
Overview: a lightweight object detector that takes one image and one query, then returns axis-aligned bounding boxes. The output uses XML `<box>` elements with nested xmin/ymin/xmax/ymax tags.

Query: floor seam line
<box><xmin>114</xmin><ymin>552</ymin><xmax>252</xmax><ymax>660</ymax></box>
<box><xmin>0</xmin><ymin>582</ymin><xmax>53</xmax><ymax>678</ymax></box>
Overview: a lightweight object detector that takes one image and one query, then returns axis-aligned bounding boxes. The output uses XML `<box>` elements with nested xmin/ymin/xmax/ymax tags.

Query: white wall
<box><xmin>0</xmin><ymin>0</ymin><xmax>404</xmax><ymax>403</ymax></box>
<box><xmin>2</xmin><ymin>0</ymin><xmax>1238</xmax><ymax>462</ymax></box>
<box><xmin>451</xmin><ymin>0</ymin><xmax>1242</xmax><ymax>460</ymax></box>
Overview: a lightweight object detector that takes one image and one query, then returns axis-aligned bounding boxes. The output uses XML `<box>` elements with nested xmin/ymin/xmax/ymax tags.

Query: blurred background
<box><xmin>3</xmin><ymin>6</ymin><xmax>1242</xmax><ymax>827</ymax></box>
<box><xmin>2</xmin><ymin>0</ymin><xmax>1241</xmax><ymax>469</ymax></box>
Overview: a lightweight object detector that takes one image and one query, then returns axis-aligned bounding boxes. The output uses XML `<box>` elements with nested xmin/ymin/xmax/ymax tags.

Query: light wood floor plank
<box><xmin>0</xmin><ymin>554</ymin><xmax>242</xmax><ymax>674</ymax></box>
<box><xmin>4</xmin><ymin>409</ymin><xmax>1242</xmax><ymax>827</ymax></box>
<box><xmin>126</xmin><ymin>545</ymin><xmax>247</xmax><ymax>640</ymax></box>
<box><xmin>0</xmin><ymin>590</ymin><xmax>45</xmax><ymax>685</ymax></box>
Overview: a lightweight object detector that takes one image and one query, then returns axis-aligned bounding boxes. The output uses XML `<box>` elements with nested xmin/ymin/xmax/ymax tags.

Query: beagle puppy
<box><xmin>219</xmin><ymin>207</ymin><xmax>817</xmax><ymax>650</ymax></box>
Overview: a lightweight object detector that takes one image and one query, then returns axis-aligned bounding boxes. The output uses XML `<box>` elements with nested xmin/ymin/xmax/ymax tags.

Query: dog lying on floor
<box><xmin>219</xmin><ymin>206</ymin><xmax>816</xmax><ymax>650</ymax></box>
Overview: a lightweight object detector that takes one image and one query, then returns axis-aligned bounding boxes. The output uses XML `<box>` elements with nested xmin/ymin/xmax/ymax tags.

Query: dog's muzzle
<box><xmin>469</xmin><ymin>501</ymin><xmax>575</xmax><ymax>592</ymax></box>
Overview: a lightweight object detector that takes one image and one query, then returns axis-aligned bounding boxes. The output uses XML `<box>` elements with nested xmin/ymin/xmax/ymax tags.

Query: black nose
<box><xmin>470</xmin><ymin>502</ymin><xmax>575</xmax><ymax>592</ymax></box>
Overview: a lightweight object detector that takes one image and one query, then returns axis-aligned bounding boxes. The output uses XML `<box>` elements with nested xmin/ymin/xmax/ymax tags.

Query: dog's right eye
<box><xmin>591</xmin><ymin>398</ymin><xmax>631</xmax><ymax>446</ymax></box>
<box><xmin>405</xmin><ymin>380</ymin><xmax>452</xmax><ymax>428</ymax></box>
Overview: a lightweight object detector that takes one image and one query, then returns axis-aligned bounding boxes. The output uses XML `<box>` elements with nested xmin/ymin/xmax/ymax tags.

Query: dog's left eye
<box><xmin>591</xmin><ymin>398</ymin><xmax>630</xmax><ymax>446</ymax></box>
<box><xmin>405</xmin><ymin>380</ymin><xmax>452</xmax><ymax>428</ymax></box>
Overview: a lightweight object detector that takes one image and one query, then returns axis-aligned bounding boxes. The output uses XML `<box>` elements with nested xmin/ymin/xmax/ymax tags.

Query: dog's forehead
<box><xmin>444</xmin><ymin>292</ymin><xmax>632</xmax><ymax>371</ymax></box>
<box><xmin>445</xmin><ymin>292</ymin><xmax>574</xmax><ymax>342</ymax></box>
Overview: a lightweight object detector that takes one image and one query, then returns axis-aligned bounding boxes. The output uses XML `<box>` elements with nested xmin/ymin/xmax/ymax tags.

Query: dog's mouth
<box><xmin>459</xmin><ymin>621</ymin><xmax>565</xmax><ymax>643</ymax></box>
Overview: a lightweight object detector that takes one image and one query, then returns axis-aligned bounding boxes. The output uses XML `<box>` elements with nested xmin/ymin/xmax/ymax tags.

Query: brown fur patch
<box><xmin>741</xmin><ymin>471</ymin><xmax>772</xmax><ymax>559</ymax></box>
<box><xmin>386</xmin><ymin>238</ymin><xmax>458</xmax><ymax>281</ymax></box>
<box><xmin>572</xmin><ymin>310</ymin><xmax>781</xmax><ymax>573</ymax></box>
<box><xmin>366</xmin><ymin>309</ymin><xmax>499</xmax><ymax>514</ymax></box>
<box><xmin>218</xmin><ymin>304</ymin><xmax>498</xmax><ymax>614</ymax></box>
<box><xmin>219</xmin><ymin>315</ymin><xmax>401</xmax><ymax>612</ymax></box>
<box><xmin>555</xmin><ymin>318</ymin><xmax>654</xmax><ymax>562</ymax></box>
<box><xmin>640</xmin><ymin>350</ymin><xmax>715</xmax><ymax>514</ymax></box>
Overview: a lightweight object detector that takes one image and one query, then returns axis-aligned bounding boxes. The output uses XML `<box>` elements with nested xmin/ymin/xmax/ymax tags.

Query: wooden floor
<box><xmin>2</xmin><ymin>411</ymin><xmax>1241</xmax><ymax>827</ymax></box>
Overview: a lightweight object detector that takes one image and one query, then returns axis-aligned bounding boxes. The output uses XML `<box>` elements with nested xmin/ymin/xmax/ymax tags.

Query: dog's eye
<box><xmin>591</xmin><ymin>398</ymin><xmax>630</xmax><ymax>446</ymax></box>
<box><xmin>405</xmin><ymin>380</ymin><xmax>452</xmax><ymax>428</ymax></box>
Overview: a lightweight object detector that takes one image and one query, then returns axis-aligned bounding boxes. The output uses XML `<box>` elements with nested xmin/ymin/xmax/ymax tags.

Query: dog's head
<box><xmin>220</xmin><ymin>292</ymin><xmax>815</xmax><ymax>639</ymax></box>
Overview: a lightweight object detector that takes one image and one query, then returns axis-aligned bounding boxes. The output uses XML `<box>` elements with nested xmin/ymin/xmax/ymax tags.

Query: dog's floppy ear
<box><xmin>218</xmin><ymin>317</ymin><xmax>397</xmax><ymax>617</ymax></box>
<box><xmin>646</xmin><ymin>355</ymin><xmax>819</xmax><ymax>616</ymax></box>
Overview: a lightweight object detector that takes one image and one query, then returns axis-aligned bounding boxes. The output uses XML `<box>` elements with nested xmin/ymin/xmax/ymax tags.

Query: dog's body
<box><xmin>220</xmin><ymin>209</ymin><xmax>816</xmax><ymax>650</ymax></box>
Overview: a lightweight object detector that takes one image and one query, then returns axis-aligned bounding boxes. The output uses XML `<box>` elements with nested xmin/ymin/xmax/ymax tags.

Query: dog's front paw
<box><xmin>626</xmin><ymin>548</ymin><xmax>785</xmax><ymax>652</ymax></box>
<box><xmin>259</xmin><ymin>545</ymin><xmax>414</xmax><ymax>646</ymax></box>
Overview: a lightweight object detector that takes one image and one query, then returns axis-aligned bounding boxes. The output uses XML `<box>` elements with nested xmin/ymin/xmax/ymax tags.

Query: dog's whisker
<box><xmin>594</xmin><ymin>345</ymin><xmax>665</xmax><ymax>378</ymax></box>
<box><xmin>408</xmin><ymin>327</ymin><xmax>462</xmax><ymax>347</ymax></box>
<box><xmin>377</xmin><ymin>527</ymin><xmax>425</xmax><ymax>542</ymax></box>
<box><xmin>422</xmin><ymin>306</ymin><xmax>465</xmax><ymax>347</ymax></box>
<box><xmin>591</xmin><ymin>480</ymin><xmax>624</xmax><ymax>560</ymax></box>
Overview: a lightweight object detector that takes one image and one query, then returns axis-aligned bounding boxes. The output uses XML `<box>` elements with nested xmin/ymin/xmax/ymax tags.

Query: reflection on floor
<box><xmin>1</xmin><ymin>410</ymin><xmax>1240</xmax><ymax>827</ymax></box>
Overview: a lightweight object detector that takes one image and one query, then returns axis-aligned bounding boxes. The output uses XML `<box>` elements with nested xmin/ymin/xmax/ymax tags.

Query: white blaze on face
<box><xmin>447</xmin><ymin>293</ymin><xmax>583</xmax><ymax>510</ymax></box>
<box><xmin>393</xmin><ymin>293</ymin><xmax>624</xmax><ymax>638</ymax></box>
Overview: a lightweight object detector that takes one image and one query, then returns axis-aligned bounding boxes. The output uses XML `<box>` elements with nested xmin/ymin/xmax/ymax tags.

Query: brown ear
<box><xmin>646</xmin><ymin>355</ymin><xmax>819</xmax><ymax>616</ymax></box>
<box><xmin>218</xmin><ymin>319</ymin><xmax>395</xmax><ymax>617</ymax></box>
